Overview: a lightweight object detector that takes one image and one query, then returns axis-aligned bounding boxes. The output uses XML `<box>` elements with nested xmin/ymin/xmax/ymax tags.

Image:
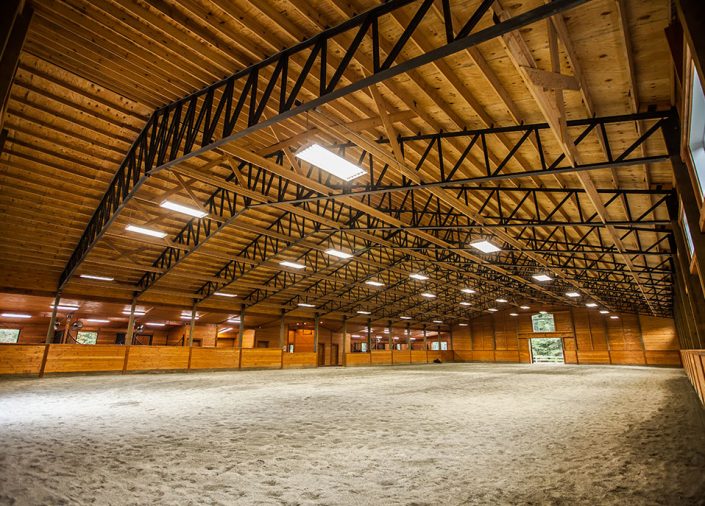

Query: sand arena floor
<box><xmin>1</xmin><ymin>363</ymin><xmax>704</xmax><ymax>505</ymax></box>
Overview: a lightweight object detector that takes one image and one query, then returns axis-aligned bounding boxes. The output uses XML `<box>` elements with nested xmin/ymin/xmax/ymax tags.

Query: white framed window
<box><xmin>0</xmin><ymin>329</ymin><xmax>20</xmax><ymax>343</ymax></box>
<box><xmin>682</xmin><ymin>205</ymin><xmax>695</xmax><ymax>258</ymax></box>
<box><xmin>531</xmin><ymin>313</ymin><xmax>555</xmax><ymax>333</ymax></box>
<box><xmin>689</xmin><ymin>64</ymin><xmax>705</xmax><ymax>199</ymax></box>
<box><xmin>76</xmin><ymin>331</ymin><xmax>98</xmax><ymax>345</ymax></box>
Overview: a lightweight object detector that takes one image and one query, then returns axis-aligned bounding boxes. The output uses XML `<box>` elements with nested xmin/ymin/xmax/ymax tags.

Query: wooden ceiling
<box><xmin>0</xmin><ymin>0</ymin><xmax>676</xmax><ymax>327</ymax></box>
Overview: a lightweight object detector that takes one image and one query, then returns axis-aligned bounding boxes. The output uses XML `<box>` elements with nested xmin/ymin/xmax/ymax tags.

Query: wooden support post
<box><xmin>406</xmin><ymin>323</ymin><xmax>411</xmax><ymax>350</ymax></box>
<box><xmin>314</xmin><ymin>313</ymin><xmax>320</xmax><ymax>364</ymax></box>
<box><xmin>367</xmin><ymin>318</ymin><xmax>372</xmax><ymax>353</ymax></box>
<box><xmin>237</xmin><ymin>304</ymin><xmax>246</xmax><ymax>349</ymax></box>
<box><xmin>188</xmin><ymin>303</ymin><xmax>197</xmax><ymax>347</ymax></box>
<box><xmin>449</xmin><ymin>326</ymin><xmax>454</xmax><ymax>352</ymax></box>
<box><xmin>342</xmin><ymin>315</ymin><xmax>347</xmax><ymax>366</ymax></box>
<box><xmin>45</xmin><ymin>292</ymin><xmax>61</xmax><ymax>344</ymax></box>
<box><xmin>279</xmin><ymin>309</ymin><xmax>286</xmax><ymax>351</ymax></box>
<box><xmin>125</xmin><ymin>297</ymin><xmax>137</xmax><ymax>347</ymax></box>
<box><xmin>423</xmin><ymin>324</ymin><xmax>428</xmax><ymax>354</ymax></box>
<box><xmin>388</xmin><ymin>320</ymin><xmax>393</xmax><ymax>351</ymax></box>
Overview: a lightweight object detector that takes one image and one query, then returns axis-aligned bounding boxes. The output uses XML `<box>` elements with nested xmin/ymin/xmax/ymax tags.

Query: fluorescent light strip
<box><xmin>409</xmin><ymin>273</ymin><xmax>429</xmax><ymax>281</ymax></box>
<box><xmin>565</xmin><ymin>292</ymin><xmax>580</xmax><ymax>298</ymax></box>
<box><xmin>218</xmin><ymin>327</ymin><xmax>233</xmax><ymax>334</ymax></box>
<box><xmin>85</xmin><ymin>319</ymin><xmax>110</xmax><ymax>323</ymax></box>
<box><xmin>509</xmin><ymin>313</ymin><xmax>518</xmax><ymax>317</ymax></box>
<box><xmin>1</xmin><ymin>313</ymin><xmax>31</xmax><ymax>318</ymax></box>
<box><xmin>496</xmin><ymin>298</ymin><xmax>508</xmax><ymax>303</ymax></box>
<box><xmin>80</xmin><ymin>274</ymin><xmax>114</xmax><ymax>282</ymax></box>
<box><xmin>160</xmin><ymin>200</ymin><xmax>208</xmax><ymax>218</ymax></box>
<box><xmin>599</xmin><ymin>310</ymin><xmax>610</xmax><ymax>315</ymax></box>
<box><xmin>146</xmin><ymin>322</ymin><xmax>166</xmax><ymax>327</ymax></box>
<box><xmin>180</xmin><ymin>315</ymin><xmax>200</xmax><ymax>320</ymax></box>
<box><xmin>214</xmin><ymin>292</ymin><xmax>237</xmax><ymax>298</ymax></box>
<box><xmin>487</xmin><ymin>308</ymin><xmax>498</xmax><ymax>312</ymax></box>
<box><xmin>297</xmin><ymin>303</ymin><xmax>316</xmax><ymax>308</ymax></box>
<box><xmin>610</xmin><ymin>315</ymin><xmax>620</xmax><ymax>319</ymax></box>
<box><xmin>460</xmin><ymin>302</ymin><xmax>471</xmax><ymax>306</ymax></box>
<box><xmin>325</xmin><ymin>248</ymin><xmax>353</xmax><ymax>259</ymax></box>
<box><xmin>365</xmin><ymin>280</ymin><xmax>384</xmax><ymax>287</ymax></box>
<box><xmin>356</xmin><ymin>310</ymin><xmax>371</xmax><ymax>315</ymax></box>
<box><xmin>585</xmin><ymin>302</ymin><xmax>598</xmax><ymax>308</ymax></box>
<box><xmin>52</xmin><ymin>305</ymin><xmax>79</xmax><ymax>311</ymax></box>
<box><xmin>122</xmin><ymin>311</ymin><xmax>146</xmax><ymax>316</ymax></box>
<box><xmin>227</xmin><ymin>318</ymin><xmax>241</xmax><ymax>324</ymax></box>
<box><xmin>461</xmin><ymin>288</ymin><xmax>476</xmax><ymax>294</ymax></box>
<box><xmin>295</xmin><ymin>144</ymin><xmax>367</xmax><ymax>181</ymax></box>
<box><xmin>469</xmin><ymin>240</ymin><xmax>501</xmax><ymax>253</ymax></box>
<box><xmin>399</xmin><ymin>316</ymin><xmax>412</xmax><ymax>320</ymax></box>
<box><xmin>458</xmin><ymin>323</ymin><xmax>468</xmax><ymax>327</ymax></box>
<box><xmin>420</xmin><ymin>293</ymin><xmax>436</xmax><ymax>298</ymax></box>
<box><xmin>532</xmin><ymin>274</ymin><xmax>553</xmax><ymax>282</ymax></box>
<box><xmin>432</xmin><ymin>320</ymin><xmax>443</xmax><ymax>324</ymax></box>
<box><xmin>280</xmin><ymin>261</ymin><xmax>306</xmax><ymax>269</ymax></box>
<box><xmin>125</xmin><ymin>224</ymin><xmax>167</xmax><ymax>239</ymax></box>
<box><xmin>520</xmin><ymin>306</ymin><xmax>530</xmax><ymax>310</ymax></box>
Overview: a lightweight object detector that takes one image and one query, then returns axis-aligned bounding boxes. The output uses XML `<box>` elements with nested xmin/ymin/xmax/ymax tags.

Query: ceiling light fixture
<box><xmin>227</xmin><ymin>318</ymin><xmax>241</xmax><ymax>324</ymax></box>
<box><xmin>146</xmin><ymin>322</ymin><xmax>166</xmax><ymax>327</ymax></box>
<box><xmin>280</xmin><ymin>260</ymin><xmax>306</xmax><ymax>269</ymax></box>
<box><xmin>1</xmin><ymin>313</ymin><xmax>31</xmax><ymax>318</ymax></box>
<box><xmin>297</xmin><ymin>303</ymin><xmax>316</xmax><ymax>308</ymax></box>
<box><xmin>510</xmin><ymin>313</ymin><xmax>518</xmax><ymax>317</ymax></box>
<box><xmin>565</xmin><ymin>292</ymin><xmax>580</xmax><ymax>298</ymax></box>
<box><xmin>487</xmin><ymin>308</ymin><xmax>498</xmax><ymax>312</ymax></box>
<box><xmin>125</xmin><ymin>224</ymin><xmax>167</xmax><ymax>239</ymax></box>
<box><xmin>458</xmin><ymin>323</ymin><xmax>468</xmax><ymax>327</ymax></box>
<box><xmin>85</xmin><ymin>319</ymin><xmax>110</xmax><ymax>323</ymax></box>
<box><xmin>496</xmin><ymin>298</ymin><xmax>508</xmax><ymax>303</ymax></box>
<box><xmin>80</xmin><ymin>274</ymin><xmax>114</xmax><ymax>282</ymax></box>
<box><xmin>365</xmin><ymin>280</ymin><xmax>384</xmax><ymax>287</ymax></box>
<box><xmin>586</xmin><ymin>302</ymin><xmax>598</xmax><ymax>308</ymax></box>
<box><xmin>539</xmin><ymin>311</ymin><xmax>548</xmax><ymax>314</ymax></box>
<box><xmin>218</xmin><ymin>327</ymin><xmax>233</xmax><ymax>334</ymax></box>
<box><xmin>610</xmin><ymin>315</ymin><xmax>620</xmax><ymax>319</ymax></box>
<box><xmin>214</xmin><ymin>292</ymin><xmax>237</xmax><ymax>298</ymax></box>
<box><xmin>325</xmin><ymin>248</ymin><xmax>353</xmax><ymax>259</ymax></box>
<box><xmin>599</xmin><ymin>310</ymin><xmax>610</xmax><ymax>315</ymax></box>
<box><xmin>399</xmin><ymin>316</ymin><xmax>412</xmax><ymax>320</ymax></box>
<box><xmin>295</xmin><ymin>144</ymin><xmax>367</xmax><ymax>181</ymax></box>
<box><xmin>520</xmin><ymin>305</ymin><xmax>530</xmax><ymax>310</ymax></box>
<box><xmin>532</xmin><ymin>274</ymin><xmax>553</xmax><ymax>282</ymax></box>
<box><xmin>432</xmin><ymin>320</ymin><xmax>443</xmax><ymax>324</ymax></box>
<box><xmin>420</xmin><ymin>293</ymin><xmax>436</xmax><ymax>298</ymax></box>
<box><xmin>356</xmin><ymin>310</ymin><xmax>371</xmax><ymax>315</ymax></box>
<box><xmin>410</xmin><ymin>273</ymin><xmax>429</xmax><ymax>281</ymax></box>
<box><xmin>469</xmin><ymin>240</ymin><xmax>501</xmax><ymax>253</ymax></box>
<box><xmin>122</xmin><ymin>310</ymin><xmax>146</xmax><ymax>316</ymax></box>
<box><xmin>160</xmin><ymin>200</ymin><xmax>208</xmax><ymax>218</ymax></box>
<box><xmin>461</xmin><ymin>288</ymin><xmax>476</xmax><ymax>294</ymax></box>
<box><xmin>52</xmin><ymin>304</ymin><xmax>79</xmax><ymax>311</ymax></box>
<box><xmin>460</xmin><ymin>302</ymin><xmax>471</xmax><ymax>306</ymax></box>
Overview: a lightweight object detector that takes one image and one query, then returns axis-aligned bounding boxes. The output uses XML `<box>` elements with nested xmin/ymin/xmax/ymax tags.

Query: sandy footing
<box><xmin>1</xmin><ymin>363</ymin><xmax>704</xmax><ymax>505</ymax></box>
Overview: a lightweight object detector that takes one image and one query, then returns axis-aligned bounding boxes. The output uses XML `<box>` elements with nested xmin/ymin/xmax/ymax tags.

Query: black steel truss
<box><xmin>58</xmin><ymin>0</ymin><xmax>590</xmax><ymax>289</ymax></box>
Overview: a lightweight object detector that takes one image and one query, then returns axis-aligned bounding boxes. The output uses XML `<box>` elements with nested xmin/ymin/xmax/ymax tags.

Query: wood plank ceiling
<box><xmin>0</xmin><ymin>0</ymin><xmax>676</xmax><ymax>326</ymax></box>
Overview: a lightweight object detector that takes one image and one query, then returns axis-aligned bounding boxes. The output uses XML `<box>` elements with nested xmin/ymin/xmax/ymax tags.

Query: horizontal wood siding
<box><xmin>240</xmin><ymin>349</ymin><xmax>282</xmax><ymax>369</ymax></box>
<box><xmin>0</xmin><ymin>344</ymin><xmax>46</xmax><ymax>375</ymax></box>
<box><xmin>189</xmin><ymin>348</ymin><xmax>240</xmax><ymax>370</ymax></box>
<box><xmin>126</xmin><ymin>346</ymin><xmax>190</xmax><ymax>371</ymax></box>
<box><xmin>282</xmin><ymin>352</ymin><xmax>317</xmax><ymax>369</ymax></box>
<box><xmin>44</xmin><ymin>344</ymin><xmax>125</xmax><ymax>373</ymax></box>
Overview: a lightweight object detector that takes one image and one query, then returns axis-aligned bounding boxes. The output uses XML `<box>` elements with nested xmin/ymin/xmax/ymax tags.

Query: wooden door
<box><xmin>317</xmin><ymin>344</ymin><xmax>325</xmax><ymax>366</ymax></box>
<box><xmin>331</xmin><ymin>344</ymin><xmax>339</xmax><ymax>365</ymax></box>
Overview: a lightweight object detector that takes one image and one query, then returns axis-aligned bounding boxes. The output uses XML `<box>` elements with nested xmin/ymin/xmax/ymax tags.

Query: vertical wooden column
<box><xmin>237</xmin><ymin>304</ymin><xmax>246</xmax><ymax>349</ymax></box>
<box><xmin>125</xmin><ymin>297</ymin><xmax>137</xmax><ymax>347</ymax></box>
<box><xmin>188</xmin><ymin>304</ymin><xmax>197</xmax><ymax>347</ymax></box>
<box><xmin>423</xmin><ymin>325</ymin><xmax>428</xmax><ymax>362</ymax></box>
<box><xmin>45</xmin><ymin>292</ymin><xmax>61</xmax><ymax>344</ymax></box>
<box><xmin>387</xmin><ymin>320</ymin><xmax>393</xmax><ymax>350</ymax></box>
<box><xmin>366</xmin><ymin>318</ymin><xmax>372</xmax><ymax>352</ymax></box>
<box><xmin>406</xmin><ymin>322</ymin><xmax>411</xmax><ymax>350</ymax></box>
<box><xmin>342</xmin><ymin>315</ymin><xmax>347</xmax><ymax>366</ymax></box>
<box><xmin>279</xmin><ymin>309</ymin><xmax>286</xmax><ymax>351</ymax></box>
<box><xmin>449</xmin><ymin>326</ymin><xmax>454</xmax><ymax>352</ymax></box>
<box><xmin>314</xmin><ymin>313</ymin><xmax>320</xmax><ymax>365</ymax></box>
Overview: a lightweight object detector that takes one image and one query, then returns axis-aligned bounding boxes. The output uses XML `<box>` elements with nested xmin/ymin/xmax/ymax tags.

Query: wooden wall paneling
<box><xmin>494</xmin><ymin>350</ymin><xmax>520</xmax><ymax>363</ymax></box>
<box><xmin>125</xmin><ymin>346</ymin><xmax>190</xmax><ymax>371</ymax></box>
<box><xmin>0</xmin><ymin>344</ymin><xmax>45</xmax><ymax>375</ymax></box>
<box><xmin>344</xmin><ymin>353</ymin><xmax>371</xmax><ymax>367</ymax></box>
<box><xmin>189</xmin><ymin>348</ymin><xmax>240</xmax><ymax>370</ymax></box>
<box><xmin>370</xmin><ymin>350</ymin><xmax>392</xmax><ymax>365</ymax></box>
<box><xmin>426</xmin><ymin>350</ymin><xmax>442</xmax><ymax>363</ymax></box>
<box><xmin>562</xmin><ymin>337</ymin><xmax>579</xmax><ymax>364</ymax></box>
<box><xmin>282</xmin><ymin>352</ymin><xmax>317</xmax><ymax>369</ymax></box>
<box><xmin>410</xmin><ymin>350</ymin><xmax>428</xmax><ymax>364</ymax></box>
<box><xmin>240</xmin><ymin>349</ymin><xmax>282</xmax><ymax>369</ymax></box>
<box><xmin>43</xmin><ymin>344</ymin><xmax>125</xmax><ymax>373</ymax></box>
<box><xmin>391</xmin><ymin>349</ymin><xmax>411</xmax><ymax>364</ymax></box>
<box><xmin>518</xmin><ymin>339</ymin><xmax>531</xmax><ymax>363</ymax></box>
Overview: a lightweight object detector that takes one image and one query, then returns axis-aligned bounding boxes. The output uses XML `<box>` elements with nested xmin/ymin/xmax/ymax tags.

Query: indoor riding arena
<box><xmin>1</xmin><ymin>0</ymin><xmax>705</xmax><ymax>504</ymax></box>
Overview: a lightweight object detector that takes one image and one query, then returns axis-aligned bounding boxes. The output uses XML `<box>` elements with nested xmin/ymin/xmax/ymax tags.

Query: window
<box><xmin>682</xmin><ymin>206</ymin><xmax>695</xmax><ymax>257</ymax></box>
<box><xmin>75</xmin><ymin>331</ymin><xmax>98</xmax><ymax>345</ymax></box>
<box><xmin>0</xmin><ymin>329</ymin><xmax>20</xmax><ymax>343</ymax></box>
<box><xmin>689</xmin><ymin>65</ymin><xmax>705</xmax><ymax>198</ymax></box>
<box><xmin>431</xmin><ymin>341</ymin><xmax>439</xmax><ymax>350</ymax></box>
<box><xmin>288</xmin><ymin>344</ymin><xmax>294</xmax><ymax>353</ymax></box>
<box><xmin>531</xmin><ymin>313</ymin><xmax>555</xmax><ymax>333</ymax></box>
<box><xmin>440</xmin><ymin>341</ymin><xmax>448</xmax><ymax>351</ymax></box>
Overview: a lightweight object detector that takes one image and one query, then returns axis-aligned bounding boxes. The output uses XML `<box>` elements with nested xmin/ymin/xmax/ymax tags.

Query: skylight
<box><xmin>532</xmin><ymin>274</ymin><xmax>552</xmax><ymax>282</ymax></box>
<box><xmin>295</xmin><ymin>144</ymin><xmax>367</xmax><ymax>181</ymax></box>
<box><xmin>469</xmin><ymin>240</ymin><xmax>501</xmax><ymax>253</ymax></box>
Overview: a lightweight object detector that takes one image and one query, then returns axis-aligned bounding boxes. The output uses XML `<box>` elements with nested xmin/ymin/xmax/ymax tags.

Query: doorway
<box><xmin>530</xmin><ymin>338</ymin><xmax>564</xmax><ymax>364</ymax></box>
<box><xmin>330</xmin><ymin>344</ymin><xmax>339</xmax><ymax>366</ymax></box>
<box><xmin>317</xmin><ymin>344</ymin><xmax>325</xmax><ymax>366</ymax></box>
